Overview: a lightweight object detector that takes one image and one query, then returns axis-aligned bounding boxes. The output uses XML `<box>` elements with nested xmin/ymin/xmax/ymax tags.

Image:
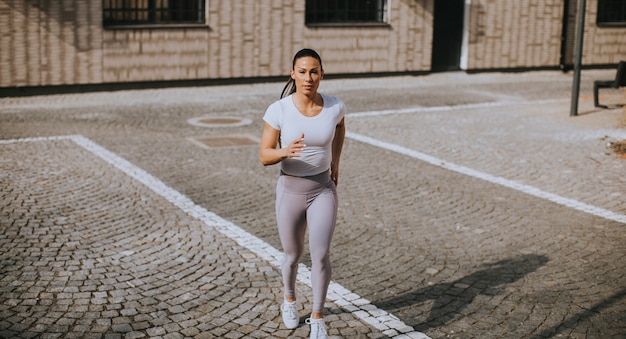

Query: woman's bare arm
<box><xmin>260</xmin><ymin>122</ymin><xmax>305</xmax><ymax>166</ymax></box>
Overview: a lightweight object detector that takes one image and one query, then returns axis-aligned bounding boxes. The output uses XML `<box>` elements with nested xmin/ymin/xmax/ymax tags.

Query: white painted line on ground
<box><xmin>0</xmin><ymin>135</ymin><xmax>76</xmax><ymax>144</ymax></box>
<box><xmin>346</xmin><ymin>131</ymin><xmax>626</xmax><ymax>225</ymax></box>
<box><xmin>1</xmin><ymin>135</ymin><xmax>429</xmax><ymax>339</ymax></box>
<box><xmin>347</xmin><ymin>99</ymin><xmax>568</xmax><ymax>118</ymax></box>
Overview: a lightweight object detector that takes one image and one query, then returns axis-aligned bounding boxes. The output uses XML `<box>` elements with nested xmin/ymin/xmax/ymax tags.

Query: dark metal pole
<box><xmin>570</xmin><ymin>0</ymin><xmax>587</xmax><ymax>116</ymax></box>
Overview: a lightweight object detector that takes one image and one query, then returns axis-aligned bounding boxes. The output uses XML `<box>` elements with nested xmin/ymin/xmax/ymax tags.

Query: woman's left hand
<box><xmin>331</xmin><ymin>164</ymin><xmax>339</xmax><ymax>186</ymax></box>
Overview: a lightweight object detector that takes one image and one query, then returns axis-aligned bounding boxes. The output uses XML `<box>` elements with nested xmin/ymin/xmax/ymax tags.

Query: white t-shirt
<box><xmin>263</xmin><ymin>93</ymin><xmax>346</xmax><ymax>177</ymax></box>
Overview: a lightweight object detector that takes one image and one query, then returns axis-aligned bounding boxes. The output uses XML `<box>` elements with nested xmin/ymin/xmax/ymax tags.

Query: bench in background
<box><xmin>594</xmin><ymin>61</ymin><xmax>626</xmax><ymax>109</ymax></box>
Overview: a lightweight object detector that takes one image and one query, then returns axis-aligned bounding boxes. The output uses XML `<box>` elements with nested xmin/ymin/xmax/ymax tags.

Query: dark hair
<box><xmin>280</xmin><ymin>48</ymin><xmax>324</xmax><ymax>99</ymax></box>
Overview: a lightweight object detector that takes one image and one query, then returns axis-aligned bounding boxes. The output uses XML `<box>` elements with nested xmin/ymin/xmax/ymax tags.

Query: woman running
<box><xmin>259</xmin><ymin>48</ymin><xmax>346</xmax><ymax>339</ymax></box>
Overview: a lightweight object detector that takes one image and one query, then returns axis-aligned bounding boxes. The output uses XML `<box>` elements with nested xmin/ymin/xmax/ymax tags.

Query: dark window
<box><xmin>597</xmin><ymin>0</ymin><xmax>626</xmax><ymax>27</ymax></box>
<box><xmin>306</xmin><ymin>0</ymin><xmax>388</xmax><ymax>26</ymax></box>
<box><xmin>103</xmin><ymin>0</ymin><xmax>206</xmax><ymax>27</ymax></box>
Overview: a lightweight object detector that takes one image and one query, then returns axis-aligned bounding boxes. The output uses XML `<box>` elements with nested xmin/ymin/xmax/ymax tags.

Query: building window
<box><xmin>306</xmin><ymin>0</ymin><xmax>388</xmax><ymax>26</ymax></box>
<box><xmin>597</xmin><ymin>0</ymin><xmax>626</xmax><ymax>27</ymax></box>
<box><xmin>103</xmin><ymin>0</ymin><xmax>206</xmax><ymax>27</ymax></box>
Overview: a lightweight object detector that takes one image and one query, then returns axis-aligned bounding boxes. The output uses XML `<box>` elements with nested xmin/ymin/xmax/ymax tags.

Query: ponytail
<box><xmin>280</xmin><ymin>77</ymin><xmax>296</xmax><ymax>99</ymax></box>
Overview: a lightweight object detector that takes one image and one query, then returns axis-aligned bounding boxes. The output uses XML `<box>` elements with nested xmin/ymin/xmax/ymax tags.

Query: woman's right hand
<box><xmin>285</xmin><ymin>133</ymin><xmax>306</xmax><ymax>159</ymax></box>
<box><xmin>260</xmin><ymin>124</ymin><xmax>305</xmax><ymax>166</ymax></box>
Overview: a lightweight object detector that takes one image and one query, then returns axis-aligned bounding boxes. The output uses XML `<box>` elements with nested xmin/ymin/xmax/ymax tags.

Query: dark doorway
<box><xmin>431</xmin><ymin>0</ymin><xmax>465</xmax><ymax>72</ymax></box>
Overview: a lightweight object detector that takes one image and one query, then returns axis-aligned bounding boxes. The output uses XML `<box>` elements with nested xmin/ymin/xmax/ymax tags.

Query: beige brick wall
<box><xmin>102</xmin><ymin>0</ymin><xmax>433</xmax><ymax>83</ymax></box>
<box><xmin>1</xmin><ymin>0</ymin><xmax>433</xmax><ymax>87</ymax></box>
<box><xmin>102</xmin><ymin>30</ymin><xmax>211</xmax><ymax>82</ymax></box>
<box><xmin>466</xmin><ymin>0</ymin><xmax>564</xmax><ymax>70</ymax></box>
<box><xmin>302</xmin><ymin>0</ymin><xmax>433</xmax><ymax>75</ymax></box>
<box><xmin>1</xmin><ymin>0</ymin><xmax>625</xmax><ymax>88</ymax></box>
<box><xmin>298</xmin><ymin>0</ymin><xmax>433</xmax><ymax>74</ymax></box>
<box><xmin>0</xmin><ymin>0</ymin><xmax>102</xmax><ymax>88</ymax></box>
<box><xmin>583</xmin><ymin>0</ymin><xmax>626</xmax><ymax>64</ymax></box>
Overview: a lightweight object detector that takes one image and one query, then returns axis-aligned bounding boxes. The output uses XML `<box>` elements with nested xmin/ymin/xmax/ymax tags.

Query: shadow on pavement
<box><xmin>373</xmin><ymin>254</ymin><xmax>549</xmax><ymax>332</ymax></box>
<box><xmin>529</xmin><ymin>286</ymin><xmax>626</xmax><ymax>339</ymax></box>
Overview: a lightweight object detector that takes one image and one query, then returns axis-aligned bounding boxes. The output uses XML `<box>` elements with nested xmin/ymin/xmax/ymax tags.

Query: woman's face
<box><xmin>290</xmin><ymin>56</ymin><xmax>323</xmax><ymax>96</ymax></box>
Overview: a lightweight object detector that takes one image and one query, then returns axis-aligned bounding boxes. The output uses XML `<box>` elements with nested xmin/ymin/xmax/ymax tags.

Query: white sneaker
<box><xmin>280</xmin><ymin>300</ymin><xmax>299</xmax><ymax>329</ymax></box>
<box><xmin>306</xmin><ymin>317</ymin><xmax>328</xmax><ymax>339</ymax></box>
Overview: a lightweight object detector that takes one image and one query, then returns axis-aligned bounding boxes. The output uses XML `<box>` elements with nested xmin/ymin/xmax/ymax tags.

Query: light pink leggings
<box><xmin>276</xmin><ymin>170</ymin><xmax>337</xmax><ymax>313</ymax></box>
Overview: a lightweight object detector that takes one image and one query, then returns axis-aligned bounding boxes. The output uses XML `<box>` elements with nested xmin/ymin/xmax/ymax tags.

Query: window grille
<box><xmin>103</xmin><ymin>0</ymin><xmax>206</xmax><ymax>27</ymax></box>
<box><xmin>306</xmin><ymin>0</ymin><xmax>388</xmax><ymax>26</ymax></box>
<box><xmin>597</xmin><ymin>0</ymin><xmax>626</xmax><ymax>27</ymax></box>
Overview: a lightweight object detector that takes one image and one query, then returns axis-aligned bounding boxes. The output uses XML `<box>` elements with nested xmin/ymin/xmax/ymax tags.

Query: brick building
<box><xmin>1</xmin><ymin>0</ymin><xmax>625</xmax><ymax>90</ymax></box>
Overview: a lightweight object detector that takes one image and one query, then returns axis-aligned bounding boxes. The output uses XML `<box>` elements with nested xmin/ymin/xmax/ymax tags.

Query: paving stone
<box><xmin>1</xmin><ymin>70</ymin><xmax>625</xmax><ymax>338</ymax></box>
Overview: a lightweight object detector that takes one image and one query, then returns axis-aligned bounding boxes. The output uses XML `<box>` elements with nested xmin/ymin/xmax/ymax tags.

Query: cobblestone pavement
<box><xmin>1</xmin><ymin>70</ymin><xmax>625</xmax><ymax>339</ymax></box>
